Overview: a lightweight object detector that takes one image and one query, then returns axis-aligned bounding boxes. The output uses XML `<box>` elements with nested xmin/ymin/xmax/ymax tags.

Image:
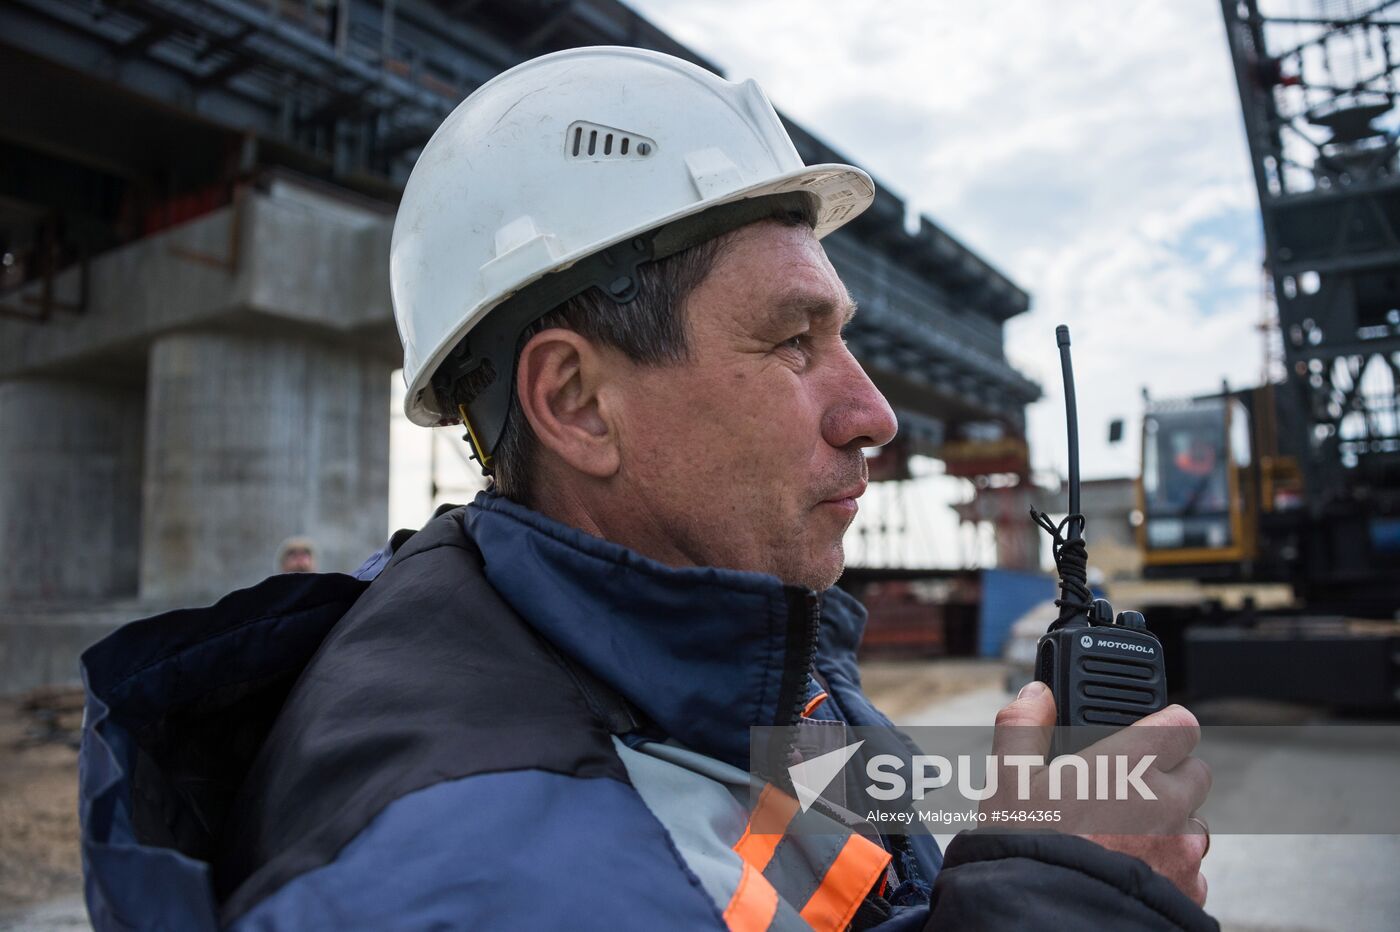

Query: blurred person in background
<box><xmin>275</xmin><ymin>536</ymin><xmax>317</xmax><ymax>574</ymax></box>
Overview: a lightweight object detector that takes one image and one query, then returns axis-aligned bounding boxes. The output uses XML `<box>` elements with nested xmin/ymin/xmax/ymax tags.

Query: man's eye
<box><xmin>779</xmin><ymin>334</ymin><xmax>809</xmax><ymax>352</ymax></box>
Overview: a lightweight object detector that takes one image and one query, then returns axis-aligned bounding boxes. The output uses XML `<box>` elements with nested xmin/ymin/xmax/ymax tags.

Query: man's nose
<box><xmin>821</xmin><ymin>347</ymin><xmax>898</xmax><ymax>450</ymax></box>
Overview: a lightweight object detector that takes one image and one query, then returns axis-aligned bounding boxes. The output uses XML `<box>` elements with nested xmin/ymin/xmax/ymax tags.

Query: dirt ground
<box><xmin>858</xmin><ymin>657</ymin><xmax>1006</xmax><ymax>720</ymax></box>
<box><xmin>0</xmin><ymin>691</ymin><xmax>83</xmax><ymax>912</ymax></box>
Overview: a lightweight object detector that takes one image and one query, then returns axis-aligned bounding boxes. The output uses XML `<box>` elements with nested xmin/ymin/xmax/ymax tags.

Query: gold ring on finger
<box><xmin>1187</xmin><ymin>815</ymin><xmax>1210</xmax><ymax>858</ymax></box>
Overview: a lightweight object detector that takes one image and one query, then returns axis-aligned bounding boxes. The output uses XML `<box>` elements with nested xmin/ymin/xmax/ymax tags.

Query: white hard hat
<box><xmin>390</xmin><ymin>45</ymin><xmax>875</xmax><ymax>464</ymax></box>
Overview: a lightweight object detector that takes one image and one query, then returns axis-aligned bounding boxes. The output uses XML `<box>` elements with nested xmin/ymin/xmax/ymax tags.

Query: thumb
<box><xmin>991</xmin><ymin>680</ymin><xmax>1056</xmax><ymax>760</ymax></box>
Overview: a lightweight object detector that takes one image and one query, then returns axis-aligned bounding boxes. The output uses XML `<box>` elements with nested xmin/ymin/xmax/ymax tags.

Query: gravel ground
<box><xmin>0</xmin><ymin>695</ymin><xmax>82</xmax><ymax>915</ymax></box>
<box><xmin>857</xmin><ymin>657</ymin><xmax>1007</xmax><ymax>721</ymax></box>
<box><xmin>0</xmin><ymin>895</ymin><xmax>87</xmax><ymax>931</ymax></box>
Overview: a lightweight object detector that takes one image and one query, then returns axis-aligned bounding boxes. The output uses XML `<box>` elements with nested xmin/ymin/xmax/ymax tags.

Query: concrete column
<box><xmin>0</xmin><ymin>378</ymin><xmax>144</xmax><ymax>602</ymax></box>
<box><xmin>140</xmin><ymin>331</ymin><xmax>388</xmax><ymax>602</ymax></box>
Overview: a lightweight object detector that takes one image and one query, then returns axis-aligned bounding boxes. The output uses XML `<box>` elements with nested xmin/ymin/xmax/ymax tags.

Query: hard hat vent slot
<box><xmin>567</xmin><ymin>121</ymin><xmax>655</xmax><ymax>161</ymax></box>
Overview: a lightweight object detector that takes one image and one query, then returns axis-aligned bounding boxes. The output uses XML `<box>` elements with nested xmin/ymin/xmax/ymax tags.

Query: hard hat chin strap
<box><xmin>432</xmin><ymin>191</ymin><xmax>818</xmax><ymax>473</ymax></box>
<box><xmin>457</xmin><ymin>404</ymin><xmax>496</xmax><ymax>472</ymax></box>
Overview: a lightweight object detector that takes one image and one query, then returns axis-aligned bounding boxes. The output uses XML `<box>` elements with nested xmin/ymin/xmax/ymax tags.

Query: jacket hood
<box><xmin>466</xmin><ymin>490</ymin><xmax>871</xmax><ymax>768</ymax></box>
<box><xmin>79</xmin><ymin>572</ymin><xmax>369</xmax><ymax>931</ymax></box>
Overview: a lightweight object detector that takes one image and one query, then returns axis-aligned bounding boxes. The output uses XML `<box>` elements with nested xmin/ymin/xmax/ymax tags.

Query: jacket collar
<box><xmin>466</xmin><ymin>491</ymin><xmax>862</xmax><ymax>768</ymax></box>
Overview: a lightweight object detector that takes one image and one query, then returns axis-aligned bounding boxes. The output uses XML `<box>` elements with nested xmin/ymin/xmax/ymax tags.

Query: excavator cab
<box><xmin>1139</xmin><ymin>396</ymin><xmax>1257</xmax><ymax>577</ymax></box>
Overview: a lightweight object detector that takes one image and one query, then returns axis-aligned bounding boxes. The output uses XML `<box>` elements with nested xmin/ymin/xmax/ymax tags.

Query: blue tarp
<box><xmin>978</xmin><ymin>569</ymin><xmax>1055</xmax><ymax>657</ymax></box>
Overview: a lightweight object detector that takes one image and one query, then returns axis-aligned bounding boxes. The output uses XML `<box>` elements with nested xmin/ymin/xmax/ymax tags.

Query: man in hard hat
<box><xmin>79</xmin><ymin>47</ymin><xmax>1214</xmax><ymax>931</ymax></box>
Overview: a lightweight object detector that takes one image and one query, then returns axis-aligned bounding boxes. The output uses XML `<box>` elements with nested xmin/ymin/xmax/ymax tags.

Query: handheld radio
<box><xmin>1031</xmin><ymin>326</ymin><xmax>1166</xmax><ymax>751</ymax></box>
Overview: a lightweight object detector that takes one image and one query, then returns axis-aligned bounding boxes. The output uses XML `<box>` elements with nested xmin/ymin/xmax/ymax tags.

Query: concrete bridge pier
<box><xmin>0</xmin><ymin>182</ymin><xmax>400</xmax><ymax>693</ymax></box>
<box><xmin>140</xmin><ymin>330</ymin><xmax>389</xmax><ymax>603</ymax></box>
<box><xmin>0</xmin><ymin>377</ymin><xmax>146</xmax><ymax>603</ymax></box>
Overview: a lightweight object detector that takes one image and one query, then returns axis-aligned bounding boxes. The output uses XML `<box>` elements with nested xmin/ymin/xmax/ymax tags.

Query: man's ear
<box><xmin>515</xmin><ymin>328</ymin><xmax>622</xmax><ymax>479</ymax></box>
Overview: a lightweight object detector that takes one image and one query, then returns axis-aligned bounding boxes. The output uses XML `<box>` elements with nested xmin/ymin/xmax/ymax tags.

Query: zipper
<box><xmin>769</xmin><ymin>587</ymin><xmax>822</xmax><ymax>784</ymax></box>
<box><xmin>777</xmin><ymin>588</ymin><xmax>822</xmax><ymax>729</ymax></box>
<box><xmin>773</xmin><ymin>590</ymin><xmax>928</xmax><ymax>910</ymax></box>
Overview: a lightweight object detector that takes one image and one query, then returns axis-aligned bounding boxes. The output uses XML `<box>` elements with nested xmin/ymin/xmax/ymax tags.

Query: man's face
<box><xmin>606</xmin><ymin>220</ymin><xmax>898</xmax><ymax>591</ymax></box>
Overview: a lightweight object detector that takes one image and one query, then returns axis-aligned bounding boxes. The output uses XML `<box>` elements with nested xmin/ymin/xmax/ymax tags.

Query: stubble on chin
<box><xmin>772</xmin><ymin>522</ymin><xmax>846</xmax><ymax>592</ymax></box>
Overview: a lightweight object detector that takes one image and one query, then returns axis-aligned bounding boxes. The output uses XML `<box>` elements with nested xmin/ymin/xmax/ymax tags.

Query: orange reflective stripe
<box><xmin>732</xmin><ymin>784</ymin><xmax>800</xmax><ymax>871</ymax></box>
<box><xmin>801</xmin><ymin>691</ymin><xmax>829</xmax><ymax>718</ymax></box>
<box><xmin>798</xmin><ymin>834</ymin><xmax>892</xmax><ymax>932</ymax></box>
<box><xmin>723</xmin><ymin>861</ymin><xmax>780</xmax><ymax>932</ymax></box>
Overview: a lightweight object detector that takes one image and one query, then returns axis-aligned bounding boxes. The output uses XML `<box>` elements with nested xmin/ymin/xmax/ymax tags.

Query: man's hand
<box><xmin>986</xmin><ymin>680</ymin><xmax>1211</xmax><ymax>907</ymax></box>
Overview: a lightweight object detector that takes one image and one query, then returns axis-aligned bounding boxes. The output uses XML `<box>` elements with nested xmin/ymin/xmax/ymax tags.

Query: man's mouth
<box><xmin>819</xmin><ymin>480</ymin><xmax>867</xmax><ymax>511</ymax></box>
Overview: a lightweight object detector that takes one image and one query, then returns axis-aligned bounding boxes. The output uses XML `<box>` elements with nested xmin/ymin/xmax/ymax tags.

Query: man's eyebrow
<box><xmin>760</xmin><ymin>291</ymin><xmax>859</xmax><ymax>330</ymax></box>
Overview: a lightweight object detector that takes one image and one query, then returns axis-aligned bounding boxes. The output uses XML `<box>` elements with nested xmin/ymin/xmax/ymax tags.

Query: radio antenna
<box><xmin>1030</xmin><ymin>325</ymin><xmax>1093</xmax><ymax>629</ymax></box>
<box><xmin>1057</xmin><ymin>325</ymin><xmax>1082</xmax><ymax>541</ymax></box>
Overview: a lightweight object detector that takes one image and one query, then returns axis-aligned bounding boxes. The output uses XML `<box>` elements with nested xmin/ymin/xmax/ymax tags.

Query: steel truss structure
<box><xmin>1223</xmin><ymin>0</ymin><xmax>1400</xmax><ymax>508</ymax></box>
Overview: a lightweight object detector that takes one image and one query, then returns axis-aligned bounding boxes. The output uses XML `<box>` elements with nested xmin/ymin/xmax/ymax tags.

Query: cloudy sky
<box><xmin>392</xmin><ymin>0</ymin><xmax>1269</xmax><ymax>564</ymax></box>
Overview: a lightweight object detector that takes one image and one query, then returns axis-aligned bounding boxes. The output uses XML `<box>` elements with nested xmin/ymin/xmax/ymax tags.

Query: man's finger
<box><xmin>991</xmin><ymin>680</ymin><xmax>1056</xmax><ymax>760</ymax></box>
<box><xmin>1169</xmin><ymin>755</ymin><xmax>1213</xmax><ymax>814</ymax></box>
<box><xmin>1091</xmin><ymin>704</ymin><xmax>1200</xmax><ymax>772</ymax></box>
<box><xmin>1139</xmin><ymin>758</ymin><xmax>1212</xmax><ymax>833</ymax></box>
